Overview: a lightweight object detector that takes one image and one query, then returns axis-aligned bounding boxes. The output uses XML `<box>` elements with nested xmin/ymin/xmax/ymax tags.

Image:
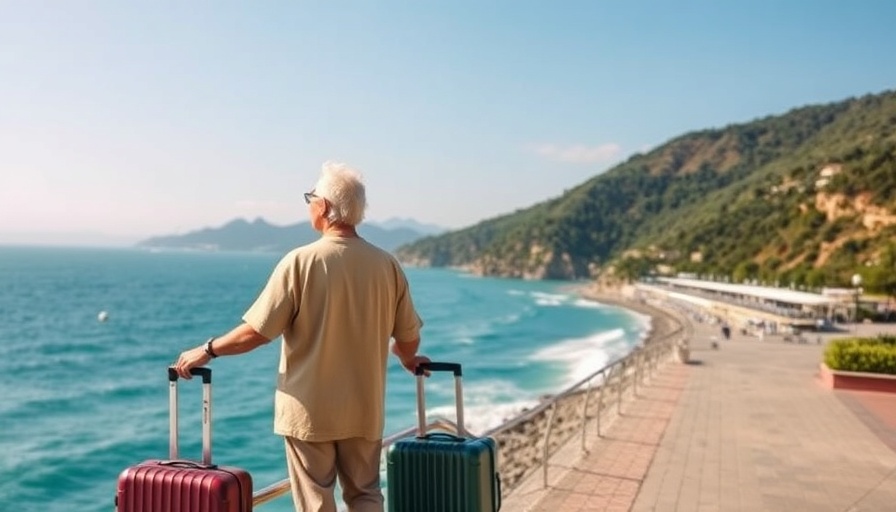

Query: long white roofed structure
<box><xmin>657</xmin><ymin>277</ymin><xmax>837</xmax><ymax>307</ymax></box>
<box><xmin>636</xmin><ymin>277</ymin><xmax>848</xmax><ymax>330</ymax></box>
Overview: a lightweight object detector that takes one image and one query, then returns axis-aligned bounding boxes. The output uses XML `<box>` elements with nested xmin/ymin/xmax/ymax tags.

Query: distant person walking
<box><xmin>174</xmin><ymin>161</ymin><xmax>429</xmax><ymax>512</ymax></box>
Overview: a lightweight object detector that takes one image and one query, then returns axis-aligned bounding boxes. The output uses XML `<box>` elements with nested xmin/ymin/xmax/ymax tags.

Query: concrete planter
<box><xmin>819</xmin><ymin>363</ymin><xmax>896</xmax><ymax>393</ymax></box>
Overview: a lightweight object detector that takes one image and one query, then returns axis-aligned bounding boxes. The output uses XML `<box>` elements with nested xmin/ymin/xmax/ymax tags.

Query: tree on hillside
<box><xmin>865</xmin><ymin>241</ymin><xmax>896</xmax><ymax>305</ymax></box>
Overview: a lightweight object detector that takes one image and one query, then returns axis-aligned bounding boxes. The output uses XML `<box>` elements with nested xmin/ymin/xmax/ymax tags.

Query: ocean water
<box><xmin>0</xmin><ymin>246</ymin><xmax>648</xmax><ymax>512</ymax></box>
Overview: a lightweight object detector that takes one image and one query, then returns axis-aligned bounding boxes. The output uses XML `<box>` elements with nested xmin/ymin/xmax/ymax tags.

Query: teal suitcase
<box><xmin>387</xmin><ymin>362</ymin><xmax>501</xmax><ymax>512</ymax></box>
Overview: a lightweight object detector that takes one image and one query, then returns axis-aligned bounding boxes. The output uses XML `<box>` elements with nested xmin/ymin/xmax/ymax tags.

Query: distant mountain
<box><xmin>373</xmin><ymin>217</ymin><xmax>446</xmax><ymax>235</ymax></box>
<box><xmin>135</xmin><ymin>217</ymin><xmax>429</xmax><ymax>253</ymax></box>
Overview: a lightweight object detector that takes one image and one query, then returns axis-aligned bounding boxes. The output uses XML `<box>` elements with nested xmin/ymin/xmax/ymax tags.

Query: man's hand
<box><xmin>174</xmin><ymin>344</ymin><xmax>211</xmax><ymax>379</ymax></box>
<box><xmin>400</xmin><ymin>354</ymin><xmax>431</xmax><ymax>376</ymax></box>
<box><xmin>391</xmin><ymin>338</ymin><xmax>429</xmax><ymax>375</ymax></box>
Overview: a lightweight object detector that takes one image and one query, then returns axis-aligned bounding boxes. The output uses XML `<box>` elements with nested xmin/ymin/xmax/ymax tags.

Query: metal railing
<box><xmin>480</xmin><ymin>321</ymin><xmax>685</xmax><ymax>491</ymax></box>
<box><xmin>252</xmin><ymin>304</ymin><xmax>689</xmax><ymax>507</ymax></box>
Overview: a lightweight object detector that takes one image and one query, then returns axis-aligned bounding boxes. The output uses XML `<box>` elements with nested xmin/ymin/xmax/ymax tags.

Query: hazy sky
<box><xmin>2</xmin><ymin>1</ymin><xmax>896</xmax><ymax>246</ymax></box>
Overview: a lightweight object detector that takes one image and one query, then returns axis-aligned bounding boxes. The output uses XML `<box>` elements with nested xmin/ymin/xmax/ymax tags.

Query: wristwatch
<box><xmin>204</xmin><ymin>337</ymin><xmax>219</xmax><ymax>358</ymax></box>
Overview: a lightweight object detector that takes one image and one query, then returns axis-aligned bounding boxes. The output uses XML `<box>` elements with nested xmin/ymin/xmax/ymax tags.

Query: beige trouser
<box><xmin>283</xmin><ymin>436</ymin><xmax>384</xmax><ymax>512</ymax></box>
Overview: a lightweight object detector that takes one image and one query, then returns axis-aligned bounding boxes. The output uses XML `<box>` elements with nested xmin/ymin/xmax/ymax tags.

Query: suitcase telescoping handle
<box><xmin>415</xmin><ymin>362</ymin><xmax>465</xmax><ymax>438</ymax></box>
<box><xmin>167</xmin><ymin>367</ymin><xmax>213</xmax><ymax>466</ymax></box>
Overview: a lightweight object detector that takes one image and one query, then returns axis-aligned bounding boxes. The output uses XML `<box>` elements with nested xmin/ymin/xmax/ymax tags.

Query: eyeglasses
<box><xmin>303</xmin><ymin>191</ymin><xmax>319</xmax><ymax>204</ymax></box>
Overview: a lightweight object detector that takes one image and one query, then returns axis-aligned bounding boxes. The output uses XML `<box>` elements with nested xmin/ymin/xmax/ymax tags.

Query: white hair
<box><xmin>313</xmin><ymin>161</ymin><xmax>367</xmax><ymax>226</ymax></box>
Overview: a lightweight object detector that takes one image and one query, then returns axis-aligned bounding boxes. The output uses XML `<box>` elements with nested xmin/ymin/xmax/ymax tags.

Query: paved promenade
<box><xmin>502</xmin><ymin>321</ymin><xmax>896</xmax><ymax>512</ymax></box>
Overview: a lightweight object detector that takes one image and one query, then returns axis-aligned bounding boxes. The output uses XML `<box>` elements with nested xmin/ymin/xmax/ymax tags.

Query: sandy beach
<box><xmin>577</xmin><ymin>284</ymin><xmax>687</xmax><ymax>341</ymax></box>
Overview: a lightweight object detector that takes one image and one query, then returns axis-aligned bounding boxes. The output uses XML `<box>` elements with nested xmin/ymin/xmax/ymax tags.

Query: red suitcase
<box><xmin>116</xmin><ymin>367</ymin><xmax>253</xmax><ymax>512</ymax></box>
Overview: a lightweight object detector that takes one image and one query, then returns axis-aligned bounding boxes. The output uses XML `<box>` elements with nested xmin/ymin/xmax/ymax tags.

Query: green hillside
<box><xmin>395</xmin><ymin>90</ymin><xmax>896</xmax><ymax>296</ymax></box>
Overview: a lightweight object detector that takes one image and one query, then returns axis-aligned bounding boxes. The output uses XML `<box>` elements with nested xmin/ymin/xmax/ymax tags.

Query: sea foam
<box><xmin>530</xmin><ymin>328</ymin><xmax>632</xmax><ymax>388</ymax></box>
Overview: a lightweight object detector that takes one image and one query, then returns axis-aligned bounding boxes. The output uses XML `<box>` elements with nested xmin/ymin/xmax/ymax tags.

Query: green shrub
<box><xmin>824</xmin><ymin>336</ymin><xmax>896</xmax><ymax>374</ymax></box>
<box><xmin>876</xmin><ymin>335</ymin><xmax>896</xmax><ymax>345</ymax></box>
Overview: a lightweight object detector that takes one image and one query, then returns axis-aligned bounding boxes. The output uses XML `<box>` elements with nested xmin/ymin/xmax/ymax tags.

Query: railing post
<box><xmin>543</xmin><ymin>402</ymin><xmax>558</xmax><ymax>488</ymax></box>
<box><xmin>643</xmin><ymin>348</ymin><xmax>650</xmax><ymax>381</ymax></box>
<box><xmin>596</xmin><ymin>367</ymin><xmax>609</xmax><ymax>437</ymax></box>
<box><xmin>635</xmin><ymin>349</ymin><xmax>643</xmax><ymax>396</ymax></box>
<box><xmin>616</xmin><ymin>360</ymin><xmax>625</xmax><ymax>415</ymax></box>
<box><xmin>581</xmin><ymin>379</ymin><xmax>593</xmax><ymax>453</ymax></box>
<box><xmin>639</xmin><ymin>349</ymin><xmax>646</xmax><ymax>384</ymax></box>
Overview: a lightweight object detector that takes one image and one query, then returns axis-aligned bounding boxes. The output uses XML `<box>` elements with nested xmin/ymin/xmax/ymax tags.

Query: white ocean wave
<box><xmin>427</xmin><ymin>379</ymin><xmax>538</xmax><ymax>434</ymax></box>
<box><xmin>530</xmin><ymin>328</ymin><xmax>632</xmax><ymax>388</ymax></box>
<box><xmin>572</xmin><ymin>298</ymin><xmax>608</xmax><ymax>309</ymax></box>
<box><xmin>530</xmin><ymin>291</ymin><xmax>569</xmax><ymax>306</ymax></box>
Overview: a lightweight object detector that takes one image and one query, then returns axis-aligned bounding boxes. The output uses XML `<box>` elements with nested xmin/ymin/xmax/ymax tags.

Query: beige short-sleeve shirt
<box><xmin>242</xmin><ymin>236</ymin><xmax>423</xmax><ymax>441</ymax></box>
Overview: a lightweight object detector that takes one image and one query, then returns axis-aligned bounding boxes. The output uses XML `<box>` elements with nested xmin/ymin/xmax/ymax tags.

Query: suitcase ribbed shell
<box><xmin>387</xmin><ymin>433</ymin><xmax>499</xmax><ymax>512</ymax></box>
<box><xmin>116</xmin><ymin>461</ymin><xmax>252</xmax><ymax>511</ymax></box>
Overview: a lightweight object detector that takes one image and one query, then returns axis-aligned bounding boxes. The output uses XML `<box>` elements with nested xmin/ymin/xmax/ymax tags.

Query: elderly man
<box><xmin>174</xmin><ymin>161</ymin><xmax>428</xmax><ymax>512</ymax></box>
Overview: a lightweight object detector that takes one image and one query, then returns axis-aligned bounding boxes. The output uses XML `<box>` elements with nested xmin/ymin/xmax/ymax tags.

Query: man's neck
<box><xmin>322</xmin><ymin>223</ymin><xmax>359</xmax><ymax>238</ymax></box>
